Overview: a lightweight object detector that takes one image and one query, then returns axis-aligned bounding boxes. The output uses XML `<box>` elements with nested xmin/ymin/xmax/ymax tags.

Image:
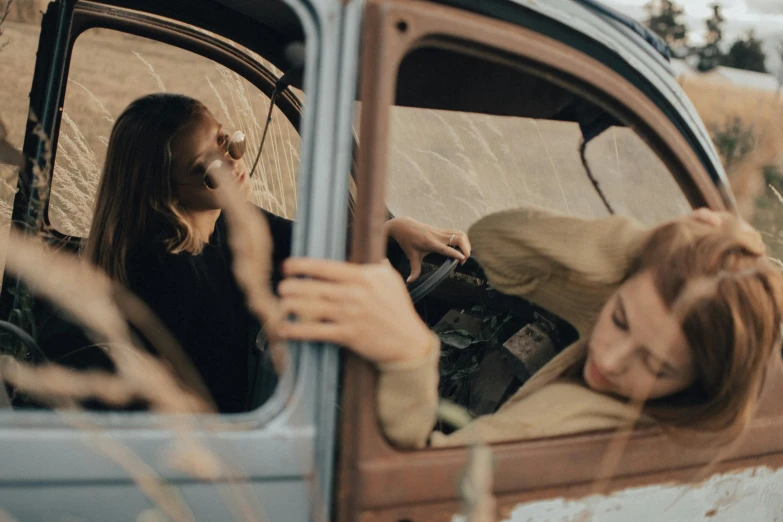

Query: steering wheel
<box><xmin>0</xmin><ymin>320</ymin><xmax>46</xmax><ymax>363</ymax></box>
<box><xmin>407</xmin><ymin>255</ymin><xmax>461</xmax><ymax>304</ymax></box>
<box><xmin>0</xmin><ymin>320</ymin><xmax>48</xmax><ymax>409</ymax></box>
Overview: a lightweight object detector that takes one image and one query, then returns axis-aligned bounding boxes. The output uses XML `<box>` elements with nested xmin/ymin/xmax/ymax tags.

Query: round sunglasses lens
<box><xmin>227</xmin><ymin>131</ymin><xmax>246</xmax><ymax>161</ymax></box>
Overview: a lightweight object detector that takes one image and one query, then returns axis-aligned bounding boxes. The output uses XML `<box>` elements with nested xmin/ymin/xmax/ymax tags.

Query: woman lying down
<box><xmin>277</xmin><ymin>206</ymin><xmax>783</xmax><ymax>448</ymax></box>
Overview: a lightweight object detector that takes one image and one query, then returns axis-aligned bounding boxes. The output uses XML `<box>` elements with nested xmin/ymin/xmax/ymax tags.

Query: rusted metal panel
<box><xmin>341</xmin><ymin>1</ymin><xmax>783</xmax><ymax>519</ymax></box>
<box><xmin>478</xmin><ymin>466</ymin><xmax>783</xmax><ymax>521</ymax></box>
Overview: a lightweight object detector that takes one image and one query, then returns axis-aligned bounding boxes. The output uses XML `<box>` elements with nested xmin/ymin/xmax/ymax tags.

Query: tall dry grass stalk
<box><xmin>0</xmin><ymin>230</ymin><xmax>219</xmax><ymax>521</ymax></box>
<box><xmin>0</xmin><ymin>117</ymin><xmax>18</xmax><ymax>226</ymax></box>
<box><xmin>0</xmin><ymin>230</ymin><xmax>211</xmax><ymax>412</ymax></box>
<box><xmin>210</xmin><ymin>64</ymin><xmax>299</xmax><ymax>218</ymax></box>
<box><xmin>50</xmin><ymin>111</ymin><xmax>102</xmax><ymax>234</ymax></box>
<box><xmin>681</xmin><ymin>77</ymin><xmax>783</xmax><ymax>220</ymax></box>
<box><xmin>0</xmin><ymin>506</ymin><xmax>18</xmax><ymax>522</ymax></box>
<box><xmin>205</xmin><ymin>159</ymin><xmax>287</xmax><ymax>372</ymax></box>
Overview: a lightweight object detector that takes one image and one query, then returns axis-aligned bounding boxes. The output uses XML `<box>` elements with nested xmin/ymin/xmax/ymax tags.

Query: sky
<box><xmin>604</xmin><ymin>0</ymin><xmax>783</xmax><ymax>72</ymax></box>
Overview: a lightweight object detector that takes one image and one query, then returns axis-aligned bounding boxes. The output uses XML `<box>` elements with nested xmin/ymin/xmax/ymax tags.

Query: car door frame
<box><xmin>337</xmin><ymin>1</ymin><xmax>783</xmax><ymax>520</ymax></box>
<box><xmin>0</xmin><ymin>0</ymin><xmax>358</xmax><ymax>520</ymax></box>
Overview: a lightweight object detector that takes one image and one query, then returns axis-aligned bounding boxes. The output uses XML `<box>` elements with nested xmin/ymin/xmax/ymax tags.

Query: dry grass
<box><xmin>681</xmin><ymin>77</ymin><xmax>783</xmax><ymax>208</ymax></box>
<box><xmin>680</xmin><ymin>77</ymin><xmax>783</xmax><ymax>258</ymax></box>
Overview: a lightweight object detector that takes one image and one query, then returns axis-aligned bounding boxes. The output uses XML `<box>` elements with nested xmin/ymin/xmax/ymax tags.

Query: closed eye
<box><xmin>643</xmin><ymin>354</ymin><xmax>668</xmax><ymax>379</ymax></box>
<box><xmin>642</xmin><ymin>351</ymin><xmax>678</xmax><ymax>379</ymax></box>
<box><xmin>612</xmin><ymin>295</ymin><xmax>628</xmax><ymax>331</ymax></box>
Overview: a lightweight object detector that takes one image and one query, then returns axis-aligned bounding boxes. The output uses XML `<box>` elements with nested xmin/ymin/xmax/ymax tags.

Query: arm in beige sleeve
<box><xmin>375</xmin><ymin>332</ymin><xmax>441</xmax><ymax>449</ymax></box>
<box><xmin>429</xmin><ymin>382</ymin><xmax>649</xmax><ymax>447</ymax></box>
<box><xmin>468</xmin><ymin>207</ymin><xmax>652</xmax><ymax>334</ymax></box>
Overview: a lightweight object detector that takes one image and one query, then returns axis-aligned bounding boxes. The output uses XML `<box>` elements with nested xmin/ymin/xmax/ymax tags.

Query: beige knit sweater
<box><xmin>376</xmin><ymin>207</ymin><xmax>657</xmax><ymax>449</ymax></box>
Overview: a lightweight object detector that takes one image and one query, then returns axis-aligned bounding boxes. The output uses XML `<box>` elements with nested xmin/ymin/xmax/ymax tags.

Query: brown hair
<box><xmin>631</xmin><ymin>213</ymin><xmax>783</xmax><ymax>439</ymax></box>
<box><xmin>85</xmin><ymin>93</ymin><xmax>209</xmax><ymax>284</ymax></box>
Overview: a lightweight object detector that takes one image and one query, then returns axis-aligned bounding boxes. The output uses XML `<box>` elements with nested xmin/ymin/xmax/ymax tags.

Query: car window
<box><xmin>584</xmin><ymin>127</ymin><xmax>692</xmax><ymax>225</ymax></box>
<box><xmin>386</xmin><ymin>109</ymin><xmax>690</xmax><ymax>231</ymax></box>
<box><xmin>383</xmin><ymin>41</ymin><xmax>694</xmax><ymax>435</ymax></box>
<box><xmin>50</xmin><ymin>28</ymin><xmax>301</xmax><ymax>237</ymax></box>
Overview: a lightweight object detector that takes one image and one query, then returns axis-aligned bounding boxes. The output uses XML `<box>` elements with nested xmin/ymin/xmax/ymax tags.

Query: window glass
<box><xmin>50</xmin><ymin>28</ymin><xmax>301</xmax><ymax>237</ymax></box>
<box><xmin>584</xmin><ymin>126</ymin><xmax>692</xmax><ymax>225</ymax></box>
<box><xmin>387</xmin><ymin>109</ymin><xmax>608</xmax><ymax>231</ymax></box>
<box><xmin>386</xmin><ymin>110</ymin><xmax>690</xmax><ymax>231</ymax></box>
<box><xmin>383</xmin><ymin>42</ymin><xmax>694</xmax><ymax>435</ymax></box>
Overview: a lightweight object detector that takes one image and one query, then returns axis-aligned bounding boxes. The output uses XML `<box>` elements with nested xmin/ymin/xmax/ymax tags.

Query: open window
<box><xmin>382</xmin><ymin>42</ymin><xmax>699</xmax><ymax>419</ymax></box>
<box><xmin>338</xmin><ymin>1</ymin><xmax>783</xmax><ymax>520</ymax></box>
<box><xmin>49</xmin><ymin>28</ymin><xmax>302</xmax><ymax>238</ymax></box>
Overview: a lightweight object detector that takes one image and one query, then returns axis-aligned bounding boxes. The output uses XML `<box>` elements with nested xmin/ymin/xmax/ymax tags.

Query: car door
<box><xmin>337</xmin><ymin>1</ymin><xmax>783</xmax><ymax>521</ymax></box>
<box><xmin>0</xmin><ymin>0</ymin><xmax>359</xmax><ymax>520</ymax></box>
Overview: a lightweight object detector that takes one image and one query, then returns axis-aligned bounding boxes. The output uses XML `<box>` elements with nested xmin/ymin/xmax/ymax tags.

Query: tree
<box><xmin>723</xmin><ymin>30</ymin><xmax>768</xmax><ymax>73</ymax></box>
<box><xmin>644</xmin><ymin>0</ymin><xmax>688</xmax><ymax>47</ymax></box>
<box><xmin>697</xmin><ymin>3</ymin><xmax>726</xmax><ymax>72</ymax></box>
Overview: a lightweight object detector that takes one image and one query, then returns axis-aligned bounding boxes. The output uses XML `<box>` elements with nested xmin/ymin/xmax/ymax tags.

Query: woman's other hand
<box><xmin>384</xmin><ymin>216</ymin><xmax>471</xmax><ymax>283</ymax></box>
<box><xmin>278</xmin><ymin>258</ymin><xmax>434</xmax><ymax>364</ymax></box>
<box><xmin>687</xmin><ymin>208</ymin><xmax>763</xmax><ymax>250</ymax></box>
<box><xmin>688</xmin><ymin>207</ymin><xmax>725</xmax><ymax>227</ymax></box>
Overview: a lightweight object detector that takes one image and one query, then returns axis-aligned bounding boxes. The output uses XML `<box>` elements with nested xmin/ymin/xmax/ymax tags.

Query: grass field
<box><xmin>680</xmin><ymin>77</ymin><xmax>783</xmax><ymax>258</ymax></box>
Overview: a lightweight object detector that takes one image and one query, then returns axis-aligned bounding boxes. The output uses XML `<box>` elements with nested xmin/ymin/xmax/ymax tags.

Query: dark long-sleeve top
<box><xmin>124</xmin><ymin>208</ymin><xmax>292</xmax><ymax>413</ymax></box>
<box><xmin>36</xmin><ymin>207</ymin><xmax>402</xmax><ymax>412</ymax></box>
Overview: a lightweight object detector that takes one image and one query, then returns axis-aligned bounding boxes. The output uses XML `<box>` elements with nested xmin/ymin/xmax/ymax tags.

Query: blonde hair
<box><xmin>85</xmin><ymin>94</ymin><xmax>209</xmax><ymax>284</ymax></box>
<box><xmin>632</xmin><ymin>213</ymin><xmax>783</xmax><ymax>439</ymax></box>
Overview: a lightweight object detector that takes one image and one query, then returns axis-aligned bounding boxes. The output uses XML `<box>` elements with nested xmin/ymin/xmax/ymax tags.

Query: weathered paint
<box><xmin>452</xmin><ymin>466</ymin><xmax>783</xmax><ymax>522</ymax></box>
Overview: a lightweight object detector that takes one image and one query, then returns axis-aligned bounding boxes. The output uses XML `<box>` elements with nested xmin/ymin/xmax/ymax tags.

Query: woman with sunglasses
<box><xmin>84</xmin><ymin>93</ymin><xmax>469</xmax><ymax>412</ymax></box>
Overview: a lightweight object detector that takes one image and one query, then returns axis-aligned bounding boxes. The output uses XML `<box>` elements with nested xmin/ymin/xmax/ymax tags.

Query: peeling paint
<box><xmin>450</xmin><ymin>466</ymin><xmax>783</xmax><ymax>522</ymax></box>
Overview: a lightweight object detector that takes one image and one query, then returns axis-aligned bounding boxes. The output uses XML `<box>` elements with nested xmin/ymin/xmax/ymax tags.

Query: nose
<box><xmin>222</xmin><ymin>153</ymin><xmax>242</xmax><ymax>176</ymax></box>
<box><xmin>598</xmin><ymin>339</ymin><xmax>633</xmax><ymax>376</ymax></box>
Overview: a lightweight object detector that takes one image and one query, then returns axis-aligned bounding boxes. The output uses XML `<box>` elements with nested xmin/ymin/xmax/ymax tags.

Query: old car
<box><xmin>1</xmin><ymin>0</ymin><xmax>781</xmax><ymax>520</ymax></box>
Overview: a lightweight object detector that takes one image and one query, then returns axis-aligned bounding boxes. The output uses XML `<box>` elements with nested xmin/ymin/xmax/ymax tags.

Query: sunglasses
<box><xmin>175</xmin><ymin>130</ymin><xmax>248</xmax><ymax>190</ymax></box>
<box><xmin>203</xmin><ymin>130</ymin><xmax>248</xmax><ymax>189</ymax></box>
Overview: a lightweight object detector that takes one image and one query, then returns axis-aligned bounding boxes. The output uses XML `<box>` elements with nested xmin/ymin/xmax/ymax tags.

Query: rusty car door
<box><xmin>337</xmin><ymin>1</ymin><xmax>783</xmax><ymax>521</ymax></box>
